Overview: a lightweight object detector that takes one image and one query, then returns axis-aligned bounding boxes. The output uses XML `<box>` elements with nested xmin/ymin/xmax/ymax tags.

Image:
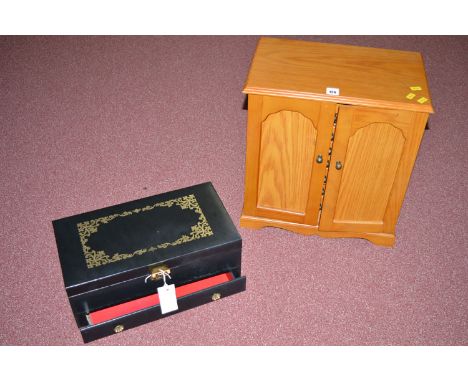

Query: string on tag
<box><xmin>160</xmin><ymin>270</ymin><xmax>171</xmax><ymax>286</ymax></box>
<box><xmin>144</xmin><ymin>270</ymin><xmax>172</xmax><ymax>284</ymax></box>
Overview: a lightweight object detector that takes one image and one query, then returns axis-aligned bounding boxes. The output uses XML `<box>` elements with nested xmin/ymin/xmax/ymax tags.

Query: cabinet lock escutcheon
<box><xmin>316</xmin><ymin>154</ymin><xmax>323</xmax><ymax>164</ymax></box>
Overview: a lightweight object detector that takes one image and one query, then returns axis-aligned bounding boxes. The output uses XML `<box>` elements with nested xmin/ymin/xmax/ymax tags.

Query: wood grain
<box><xmin>382</xmin><ymin>111</ymin><xmax>428</xmax><ymax>232</ymax></box>
<box><xmin>244</xmin><ymin>37</ymin><xmax>434</xmax><ymax>114</ymax></box>
<box><xmin>239</xmin><ymin>214</ymin><xmax>395</xmax><ymax>246</ymax></box>
<box><xmin>260</xmin><ymin>97</ymin><xmax>336</xmax><ymax>226</ymax></box>
<box><xmin>257</xmin><ymin>110</ymin><xmax>317</xmax><ymax>214</ymax></box>
<box><xmin>240</xmin><ymin>39</ymin><xmax>433</xmax><ymax>246</ymax></box>
<box><xmin>320</xmin><ymin>106</ymin><xmax>426</xmax><ymax>234</ymax></box>
<box><xmin>240</xmin><ymin>95</ymin><xmax>335</xmax><ymax>225</ymax></box>
<box><xmin>241</xmin><ymin>94</ymin><xmax>263</xmax><ymax>217</ymax></box>
<box><xmin>334</xmin><ymin>122</ymin><xmax>405</xmax><ymax>224</ymax></box>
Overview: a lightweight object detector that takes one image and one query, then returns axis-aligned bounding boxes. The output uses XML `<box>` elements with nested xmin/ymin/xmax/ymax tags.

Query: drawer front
<box><xmin>70</xmin><ymin>248</ymin><xmax>242</xmax><ymax>316</ymax></box>
<box><xmin>80</xmin><ymin>275</ymin><xmax>246</xmax><ymax>343</ymax></box>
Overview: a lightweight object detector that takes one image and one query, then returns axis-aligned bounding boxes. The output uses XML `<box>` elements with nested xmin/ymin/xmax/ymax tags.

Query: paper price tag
<box><xmin>417</xmin><ymin>97</ymin><xmax>428</xmax><ymax>104</ymax></box>
<box><xmin>326</xmin><ymin>87</ymin><xmax>340</xmax><ymax>96</ymax></box>
<box><xmin>157</xmin><ymin>283</ymin><xmax>178</xmax><ymax>314</ymax></box>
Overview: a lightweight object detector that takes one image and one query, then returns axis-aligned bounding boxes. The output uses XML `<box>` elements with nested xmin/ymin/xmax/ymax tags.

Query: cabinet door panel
<box><xmin>242</xmin><ymin>95</ymin><xmax>335</xmax><ymax>225</ymax></box>
<box><xmin>334</xmin><ymin>122</ymin><xmax>405</xmax><ymax>223</ymax></box>
<box><xmin>320</xmin><ymin>106</ymin><xmax>427</xmax><ymax>233</ymax></box>
<box><xmin>257</xmin><ymin>110</ymin><xmax>317</xmax><ymax>214</ymax></box>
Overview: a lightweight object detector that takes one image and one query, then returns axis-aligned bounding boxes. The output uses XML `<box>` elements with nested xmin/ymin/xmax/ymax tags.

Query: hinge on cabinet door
<box><xmin>317</xmin><ymin>111</ymin><xmax>339</xmax><ymax>222</ymax></box>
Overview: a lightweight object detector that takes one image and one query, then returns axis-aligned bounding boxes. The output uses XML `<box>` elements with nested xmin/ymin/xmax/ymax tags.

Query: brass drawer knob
<box><xmin>114</xmin><ymin>324</ymin><xmax>125</xmax><ymax>333</ymax></box>
<box><xmin>211</xmin><ymin>292</ymin><xmax>221</xmax><ymax>301</ymax></box>
<box><xmin>336</xmin><ymin>161</ymin><xmax>343</xmax><ymax>170</ymax></box>
<box><xmin>316</xmin><ymin>154</ymin><xmax>323</xmax><ymax>164</ymax></box>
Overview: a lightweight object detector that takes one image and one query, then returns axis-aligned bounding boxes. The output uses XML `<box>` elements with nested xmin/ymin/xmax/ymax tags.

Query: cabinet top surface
<box><xmin>243</xmin><ymin>37</ymin><xmax>434</xmax><ymax>113</ymax></box>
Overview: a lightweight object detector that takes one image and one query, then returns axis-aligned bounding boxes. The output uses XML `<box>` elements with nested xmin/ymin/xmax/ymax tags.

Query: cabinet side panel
<box><xmin>241</xmin><ymin>95</ymin><xmax>264</xmax><ymax>216</ymax></box>
<box><xmin>334</xmin><ymin>123</ymin><xmax>405</xmax><ymax>223</ymax></box>
<box><xmin>383</xmin><ymin>112</ymin><xmax>428</xmax><ymax>231</ymax></box>
<box><xmin>257</xmin><ymin>110</ymin><xmax>317</xmax><ymax>214</ymax></box>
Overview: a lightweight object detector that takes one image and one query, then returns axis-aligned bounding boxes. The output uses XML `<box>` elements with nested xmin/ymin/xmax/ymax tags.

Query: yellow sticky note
<box><xmin>417</xmin><ymin>97</ymin><xmax>428</xmax><ymax>104</ymax></box>
<box><xmin>410</xmin><ymin>86</ymin><xmax>422</xmax><ymax>91</ymax></box>
<box><xmin>406</xmin><ymin>93</ymin><xmax>416</xmax><ymax>100</ymax></box>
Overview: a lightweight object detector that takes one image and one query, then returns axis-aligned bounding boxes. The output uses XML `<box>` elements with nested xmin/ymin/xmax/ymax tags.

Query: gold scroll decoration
<box><xmin>77</xmin><ymin>194</ymin><xmax>213</xmax><ymax>269</ymax></box>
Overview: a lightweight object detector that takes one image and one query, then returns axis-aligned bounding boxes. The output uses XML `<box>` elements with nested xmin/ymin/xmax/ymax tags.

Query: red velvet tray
<box><xmin>88</xmin><ymin>272</ymin><xmax>234</xmax><ymax>325</ymax></box>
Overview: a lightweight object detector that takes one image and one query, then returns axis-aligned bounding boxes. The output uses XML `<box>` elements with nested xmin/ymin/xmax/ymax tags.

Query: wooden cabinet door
<box><xmin>319</xmin><ymin>106</ymin><xmax>428</xmax><ymax>233</ymax></box>
<box><xmin>242</xmin><ymin>95</ymin><xmax>336</xmax><ymax>225</ymax></box>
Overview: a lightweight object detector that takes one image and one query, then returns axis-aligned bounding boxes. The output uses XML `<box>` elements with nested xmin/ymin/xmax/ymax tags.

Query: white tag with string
<box><xmin>157</xmin><ymin>271</ymin><xmax>178</xmax><ymax>314</ymax></box>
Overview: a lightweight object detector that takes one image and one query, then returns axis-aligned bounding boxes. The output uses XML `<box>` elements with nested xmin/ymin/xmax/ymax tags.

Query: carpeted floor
<box><xmin>0</xmin><ymin>36</ymin><xmax>466</xmax><ymax>345</ymax></box>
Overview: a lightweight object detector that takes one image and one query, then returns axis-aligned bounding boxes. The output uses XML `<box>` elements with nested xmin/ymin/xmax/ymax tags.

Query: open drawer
<box><xmin>79</xmin><ymin>272</ymin><xmax>246</xmax><ymax>343</ymax></box>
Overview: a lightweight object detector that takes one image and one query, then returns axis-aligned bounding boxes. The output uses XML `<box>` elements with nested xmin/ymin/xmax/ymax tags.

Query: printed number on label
<box><xmin>326</xmin><ymin>87</ymin><xmax>340</xmax><ymax>96</ymax></box>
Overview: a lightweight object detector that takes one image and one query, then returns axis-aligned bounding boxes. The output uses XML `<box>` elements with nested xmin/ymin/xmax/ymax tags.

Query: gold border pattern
<box><xmin>77</xmin><ymin>194</ymin><xmax>213</xmax><ymax>269</ymax></box>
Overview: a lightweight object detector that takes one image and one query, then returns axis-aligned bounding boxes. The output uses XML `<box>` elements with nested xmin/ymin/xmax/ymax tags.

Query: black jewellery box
<box><xmin>53</xmin><ymin>182</ymin><xmax>246</xmax><ymax>342</ymax></box>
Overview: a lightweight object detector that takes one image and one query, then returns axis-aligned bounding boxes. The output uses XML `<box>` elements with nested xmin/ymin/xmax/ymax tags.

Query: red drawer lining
<box><xmin>88</xmin><ymin>272</ymin><xmax>234</xmax><ymax>325</ymax></box>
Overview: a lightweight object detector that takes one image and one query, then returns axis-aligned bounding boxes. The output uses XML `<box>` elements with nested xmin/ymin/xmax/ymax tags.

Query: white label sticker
<box><xmin>157</xmin><ymin>283</ymin><xmax>178</xmax><ymax>314</ymax></box>
<box><xmin>326</xmin><ymin>87</ymin><xmax>340</xmax><ymax>96</ymax></box>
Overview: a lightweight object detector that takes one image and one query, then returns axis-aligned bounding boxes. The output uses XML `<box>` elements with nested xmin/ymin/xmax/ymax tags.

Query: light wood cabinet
<box><xmin>240</xmin><ymin>38</ymin><xmax>434</xmax><ymax>246</ymax></box>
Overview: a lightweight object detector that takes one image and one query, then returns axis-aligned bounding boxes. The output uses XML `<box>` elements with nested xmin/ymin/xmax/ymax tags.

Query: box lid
<box><xmin>243</xmin><ymin>37</ymin><xmax>434</xmax><ymax>114</ymax></box>
<box><xmin>53</xmin><ymin>182</ymin><xmax>241</xmax><ymax>296</ymax></box>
